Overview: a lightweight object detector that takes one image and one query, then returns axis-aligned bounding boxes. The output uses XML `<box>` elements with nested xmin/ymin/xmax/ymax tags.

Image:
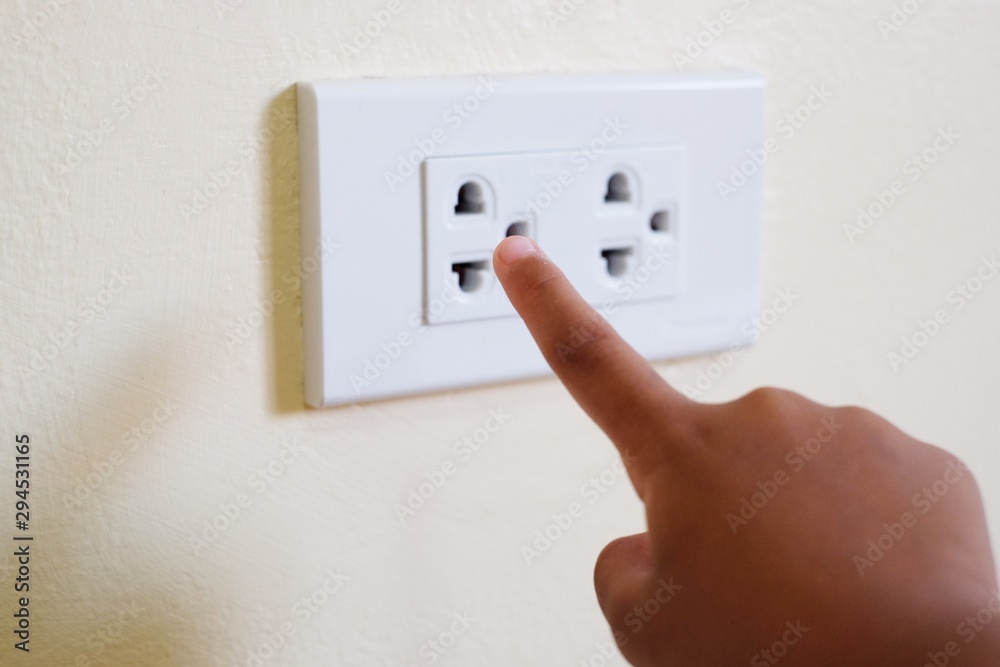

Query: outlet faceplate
<box><xmin>423</xmin><ymin>145</ymin><xmax>684</xmax><ymax>325</ymax></box>
<box><xmin>297</xmin><ymin>72</ymin><xmax>765</xmax><ymax>408</ymax></box>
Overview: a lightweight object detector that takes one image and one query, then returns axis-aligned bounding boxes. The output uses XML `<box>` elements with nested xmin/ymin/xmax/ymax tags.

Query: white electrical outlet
<box><xmin>297</xmin><ymin>72</ymin><xmax>765</xmax><ymax>408</ymax></box>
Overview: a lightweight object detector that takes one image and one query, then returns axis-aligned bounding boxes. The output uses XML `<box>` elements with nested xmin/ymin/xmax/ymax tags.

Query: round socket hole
<box><xmin>604</xmin><ymin>172</ymin><xmax>632</xmax><ymax>204</ymax></box>
<box><xmin>455</xmin><ymin>182</ymin><xmax>486</xmax><ymax>215</ymax></box>
<box><xmin>651</xmin><ymin>210</ymin><xmax>671</xmax><ymax>233</ymax></box>
<box><xmin>506</xmin><ymin>221</ymin><xmax>530</xmax><ymax>238</ymax></box>
<box><xmin>452</xmin><ymin>260</ymin><xmax>490</xmax><ymax>293</ymax></box>
<box><xmin>601</xmin><ymin>247</ymin><xmax>634</xmax><ymax>278</ymax></box>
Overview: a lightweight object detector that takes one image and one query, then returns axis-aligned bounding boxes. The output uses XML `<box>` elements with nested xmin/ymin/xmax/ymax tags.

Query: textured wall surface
<box><xmin>1</xmin><ymin>1</ymin><xmax>998</xmax><ymax>665</ymax></box>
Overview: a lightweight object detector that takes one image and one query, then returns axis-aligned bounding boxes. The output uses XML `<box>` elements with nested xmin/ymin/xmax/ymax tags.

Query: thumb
<box><xmin>594</xmin><ymin>532</ymin><xmax>656</xmax><ymax>630</ymax></box>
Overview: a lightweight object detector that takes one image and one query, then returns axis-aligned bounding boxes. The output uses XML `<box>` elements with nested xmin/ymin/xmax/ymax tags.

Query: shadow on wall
<box><xmin>264</xmin><ymin>85</ymin><xmax>306</xmax><ymax>414</ymax></box>
<box><xmin>44</xmin><ymin>349</ymin><xmax>198</xmax><ymax>665</ymax></box>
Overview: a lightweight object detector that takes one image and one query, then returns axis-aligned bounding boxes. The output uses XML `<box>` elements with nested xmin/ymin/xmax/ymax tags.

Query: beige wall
<box><xmin>2</xmin><ymin>1</ymin><xmax>998</xmax><ymax>664</ymax></box>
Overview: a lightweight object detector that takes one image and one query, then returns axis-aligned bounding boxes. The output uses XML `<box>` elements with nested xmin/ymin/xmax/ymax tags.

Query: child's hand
<box><xmin>493</xmin><ymin>235</ymin><xmax>1000</xmax><ymax>666</ymax></box>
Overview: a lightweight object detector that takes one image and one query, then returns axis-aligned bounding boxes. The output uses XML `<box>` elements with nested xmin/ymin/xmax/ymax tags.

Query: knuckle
<box><xmin>835</xmin><ymin>404</ymin><xmax>881</xmax><ymax>423</ymax></box>
<box><xmin>722</xmin><ymin>387</ymin><xmax>825</xmax><ymax>446</ymax></box>
<box><xmin>734</xmin><ymin>386</ymin><xmax>801</xmax><ymax>414</ymax></box>
<box><xmin>835</xmin><ymin>405</ymin><xmax>903</xmax><ymax>443</ymax></box>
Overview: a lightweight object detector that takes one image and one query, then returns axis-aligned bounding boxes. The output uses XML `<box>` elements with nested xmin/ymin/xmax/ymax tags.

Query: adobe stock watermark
<box><xmin>877</xmin><ymin>0</ymin><xmax>932</xmax><ymax>39</ymax></box>
<box><xmin>681</xmin><ymin>288</ymin><xmax>798</xmax><ymax>399</ymax></box>
<box><xmin>597</xmin><ymin>244</ymin><xmax>674</xmax><ymax>316</ymax></box>
<box><xmin>578</xmin><ymin>637</ymin><xmax>625</xmax><ymax>667</ymax></box>
<box><xmin>725</xmin><ymin>415</ymin><xmax>843</xmax><ymax>534</ymax></box>
<box><xmin>521</xmin><ymin>456</ymin><xmax>632</xmax><ymax>565</ymax></box>
<box><xmin>751</xmin><ymin>620</ymin><xmax>809</xmax><ymax>666</ymax></box>
<box><xmin>55</xmin><ymin>600</ymin><xmax>145</xmax><ymax>667</ymax></box>
<box><xmin>577</xmin><ymin>578</ymin><xmax>683</xmax><ymax>665</ymax></box>
<box><xmin>384</xmin><ymin>76</ymin><xmax>502</xmax><ymax>192</ymax></box>
<box><xmin>546</xmin><ymin>246</ymin><xmax>674</xmax><ymax>364</ymax></box>
<box><xmin>546</xmin><ymin>0</ymin><xmax>590</xmax><ymax>28</ymax></box>
<box><xmin>235</xmin><ymin>568</ymin><xmax>349</xmax><ymax>667</ymax></box>
<box><xmin>921</xmin><ymin>590</ymin><xmax>1000</xmax><ymax>667</ymax></box>
<box><xmin>7</xmin><ymin>0</ymin><xmax>74</xmax><ymax>45</ymax></box>
<box><xmin>225</xmin><ymin>235</ymin><xmax>338</xmax><ymax>352</ymax></box>
<box><xmin>853</xmin><ymin>459</ymin><xmax>969</xmax><ymax>576</ymax></box>
<box><xmin>339</xmin><ymin>0</ymin><xmax>410</xmax><ymax>60</ymax></box>
<box><xmin>180</xmin><ymin>106</ymin><xmax>295</xmax><ymax>222</ymax></box>
<box><xmin>844</xmin><ymin>127</ymin><xmax>960</xmax><ymax>244</ymax></box>
<box><xmin>189</xmin><ymin>437</ymin><xmax>311</xmax><ymax>556</ymax></box>
<box><xmin>673</xmin><ymin>0</ymin><xmax>755</xmax><ymax>71</ymax></box>
<box><xmin>887</xmin><ymin>252</ymin><xmax>998</xmax><ymax>371</ymax></box>
<box><xmin>350</xmin><ymin>329</ymin><xmax>418</xmax><ymax>394</ymax></box>
<box><xmin>625</xmin><ymin>578</ymin><xmax>683</xmax><ymax>635</ymax></box>
<box><xmin>405</xmin><ymin>611</ymin><xmax>476</xmax><ymax>667</ymax></box>
<box><xmin>395</xmin><ymin>408</ymin><xmax>512</xmax><ymax>524</ymax></box>
<box><xmin>62</xmin><ymin>398</ymin><xmax>180</xmax><ymax>510</ymax></box>
<box><xmin>54</xmin><ymin>67</ymin><xmax>167</xmax><ymax>176</ymax></box>
<box><xmin>516</xmin><ymin>117</ymin><xmax>628</xmax><ymax>223</ymax></box>
<box><xmin>19</xmin><ymin>267</ymin><xmax>136</xmax><ymax>380</ymax></box>
<box><xmin>550</xmin><ymin>246</ymin><xmax>675</xmax><ymax>365</ymax></box>
<box><xmin>716</xmin><ymin>85</ymin><xmax>834</xmax><ymax>202</ymax></box>
<box><xmin>348</xmin><ymin>280</ymin><xmax>466</xmax><ymax>394</ymax></box>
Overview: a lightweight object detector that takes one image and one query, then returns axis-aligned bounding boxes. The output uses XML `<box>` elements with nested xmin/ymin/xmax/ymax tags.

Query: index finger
<box><xmin>493</xmin><ymin>236</ymin><xmax>700</xmax><ymax>484</ymax></box>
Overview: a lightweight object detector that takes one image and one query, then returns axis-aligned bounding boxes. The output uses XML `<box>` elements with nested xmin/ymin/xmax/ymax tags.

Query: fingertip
<box><xmin>494</xmin><ymin>235</ymin><xmax>540</xmax><ymax>268</ymax></box>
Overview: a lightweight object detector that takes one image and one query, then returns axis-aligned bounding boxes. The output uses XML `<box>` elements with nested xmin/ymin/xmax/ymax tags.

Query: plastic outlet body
<box><xmin>297</xmin><ymin>72</ymin><xmax>765</xmax><ymax>408</ymax></box>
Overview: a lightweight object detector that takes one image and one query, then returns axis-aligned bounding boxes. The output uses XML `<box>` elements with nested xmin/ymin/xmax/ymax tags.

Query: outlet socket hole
<box><xmin>604</xmin><ymin>173</ymin><xmax>632</xmax><ymax>203</ymax></box>
<box><xmin>455</xmin><ymin>182</ymin><xmax>486</xmax><ymax>215</ymax></box>
<box><xmin>506</xmin><ymin>221</ymin><xmax>530</xmax><ymax>237</ymax></box>
<box><xmin>601</xmin><ymin>248</ymin><xmax>634</xmax><ymax>278</ymax></box>
<box><xmin>651</xmin><ymin>210</ymin><xmax>671</xmax><ymax>233</ymax></box>
<box><xmin>452</xmin><ymin>260</ymin><xmax>490</xmax><ymax>293</ymax></box>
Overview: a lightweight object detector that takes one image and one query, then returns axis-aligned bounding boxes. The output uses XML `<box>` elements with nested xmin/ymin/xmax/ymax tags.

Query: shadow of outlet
<box><xmin>264</xmin><ymin>85</ymin><xmax>306</xmax><ymax>414</ymax></box>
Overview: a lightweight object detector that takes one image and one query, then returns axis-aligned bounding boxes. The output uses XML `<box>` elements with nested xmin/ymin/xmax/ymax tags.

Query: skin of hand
<box><xmin>493</xmin><ymin>235</ymin><xmax>1000</xmax><ymax>667</ymax></box>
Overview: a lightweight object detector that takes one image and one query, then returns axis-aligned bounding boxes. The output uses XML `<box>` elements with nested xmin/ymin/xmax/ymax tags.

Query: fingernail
<box><xmin>497</xmin><ymin>235</ymin><xmax>539</xmax><ymax>265</ymax></box>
